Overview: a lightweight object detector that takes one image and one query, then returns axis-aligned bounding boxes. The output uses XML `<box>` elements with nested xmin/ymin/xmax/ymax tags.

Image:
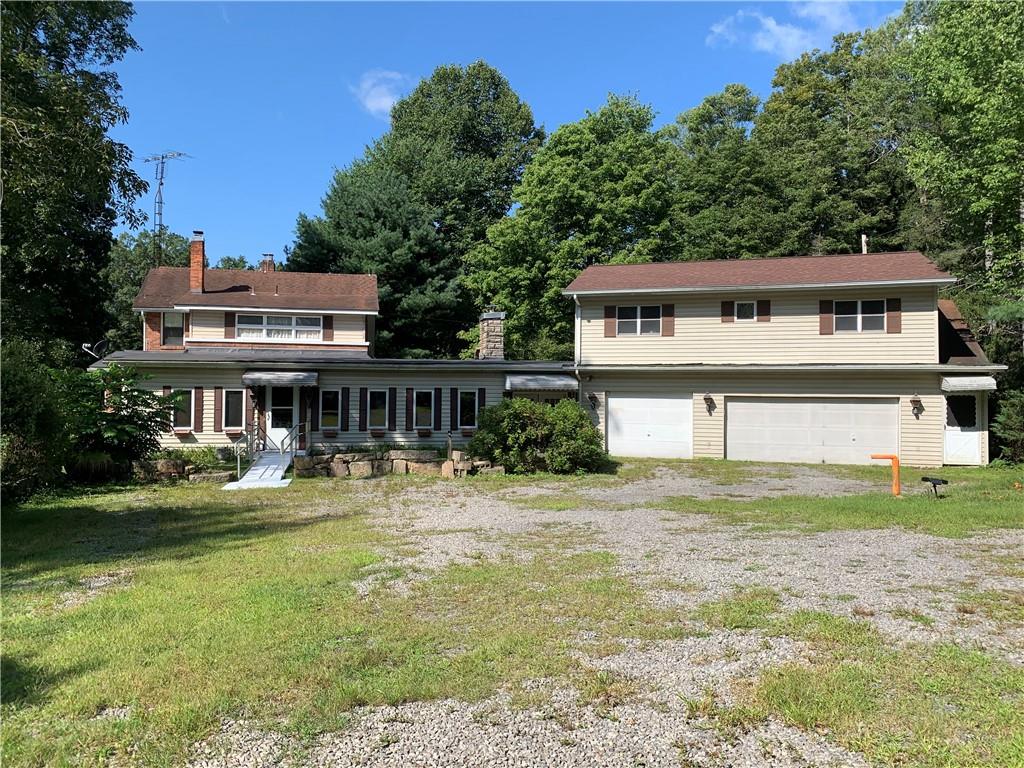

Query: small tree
<box><xmin>992</xmin><ymin>390</ymin><xmax>1024</xmax><ymax>464</ymax></box>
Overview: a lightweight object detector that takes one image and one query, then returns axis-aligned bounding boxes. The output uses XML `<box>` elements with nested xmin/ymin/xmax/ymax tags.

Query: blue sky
<box><xmin>112</xmin><ymin>1</ymin><xmax>900</xmax><ymax>263</ymax></box>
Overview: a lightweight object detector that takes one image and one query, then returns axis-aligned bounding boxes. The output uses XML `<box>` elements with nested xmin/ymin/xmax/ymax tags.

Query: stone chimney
<box><xmin>189</xmin><ymin>230</ymin><xmax>205</xmax><ymax>293</ymax></box>
<box><xmin>477</xmin><ymin>310</ymin><xmax>506</xmax><ymax>360</ymax></box>
<box><xmin>259</xmin><ymin>253</ymin><xmax>276</xmax><ymax>273</ymax></box>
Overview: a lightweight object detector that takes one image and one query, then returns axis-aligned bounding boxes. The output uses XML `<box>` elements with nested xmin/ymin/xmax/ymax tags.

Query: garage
<box><xmin>726</xmin><ymin>397</ymin><xmax>899</xmax><ymax>465</ymax></box>
<box><xmin>607</xmin><ymin>394</ymin><xmax>692</xmax><ymax>458</ymax></box>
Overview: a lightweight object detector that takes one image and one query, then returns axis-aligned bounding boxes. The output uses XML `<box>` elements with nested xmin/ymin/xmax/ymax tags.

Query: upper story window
<box><xmin>735</xmin><ymin>301</ymin><xmax>756</xmax><ymax>321</ymax></box>
<box><xmin>616</xmin><ymin>305</ymin><xmax>661</xmax><ymax>336</ymax></box>
<box><xmin>236</xmin><ymin>314</ymin><xmax>322</xmax><ymax>341</ymax></box>
<box><xmin>162</xmin><ymin>312</ymin><xmax>184</xmax><ymax>346</ymax></box>
<box><xmin>835</xmin><ymin>300</ymin><xmax>885</xmax><ymax>333</ymax></box>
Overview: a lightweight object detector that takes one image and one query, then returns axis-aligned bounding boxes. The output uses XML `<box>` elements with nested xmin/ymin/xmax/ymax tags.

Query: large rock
<box><xmin>329</xmin><ymin>461</ymin><xmax>349</xmax><ymax>478</ymax></box>
<box><xmin>441</xmin><ymin>460</ymin><xmax>455</xmax><ymax>479</ymax></box>
<box><xmin>407</xmin><ymin>460</ymin><xmax>444</xmax><ymax>476</ymax></box>
<box><xmin>478</xmin><ymin>465</ymin><xmax>505</xmax><ymax>475</ymax></box>
<box><xmin>386</xmin><ymin>449</ymin><xmax>440</xmax><ymax>461</ymax></box>
<box><xmin>188</xmin><ymin>470</ymin><xmax>235</xmax><ymax>483</ymax></box>
<box><xmin>451</xmin><ymin>450</ymin><xmax>467</xmax><ymax>463</ymax></box>
<box><xmin>154</xmin><ymin>459</ymin><xmax>186</xmax><ymax>476</ymax></box>
<box><xmin>349</xmin><ymin>460</ymin><xmax>391</xmax><ymax>478</ymax></box>
<box><xmin>294</xmin><ymin>466</ymin><xmax>329</xmax><ymax>478</ymax></box>
<box><xmin>336</xmin><ymin>452</ymin><xmax>378</xmax><ymax>463</ymax></box>
<box><xmin>132</xmin><ymin>460</ymin><xmax>156</xmax><ymax>482</ymax></box>
<box><xmin>392</xmin><ymin>459</ymin><xmax>408</xmax><ymax>475</ymax></box>
<box><xmin>293</xmin><ymin>455</ymin><xmax>317</xmax><ymax>470</ymax></box>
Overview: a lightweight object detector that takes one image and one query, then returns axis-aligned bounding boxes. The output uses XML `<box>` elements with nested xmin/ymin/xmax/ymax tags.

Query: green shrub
<box><xmin>468</xmin><ymin>398</ymin><xmax>606</xmax><ymax>474</ymax></box>
<box><xmin>150</xmin><ymin>446</ymin><xmax>224</xmax><ymax>471</ymax></box>
<box><xmin>992</xmin><ymin>389</ymin><xmax>1024</xmax><ymax>464</ymax></box>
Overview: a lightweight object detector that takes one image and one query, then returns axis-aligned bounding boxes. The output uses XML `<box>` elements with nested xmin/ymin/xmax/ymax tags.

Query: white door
<box><xmin>267</xmin><ymin>385</ymin><xmax>296</xmax><ymax>449</ymax></box>
<box><xmin>944</xmin><ymin>394</ymin><xmax>982</xmax><ymax>465</ymax></box>
<box><xmin>607</xmin><ymin>394</ymin><xmax>693</xmax><ymax>458</ymax></box>
<box><xmin>726</xmin><ymin>397</ymin><xmax>899</xmax><ymax>465</ymax></box>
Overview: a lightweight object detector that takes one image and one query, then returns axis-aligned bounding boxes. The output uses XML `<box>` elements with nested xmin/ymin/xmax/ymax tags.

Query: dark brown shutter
<box><xmin>214</xmin><ymin>386</ymin><xmax>223</xmax><ymax>432</ymax></box>
<box><xmin>477</xmin><ymin>387</ymin><xmax>487</xmax><ymax>421</ymax></box>
<box><xmin>721</xmin><ymin>301</ymin><xmax>734</xmax><ymax>323</ymax></box>
<box><xmin>388</xmin><ymin>387</ymin><xmax>397</xmax><ymax>431</ymax></box>
<box><xmin>433</xmin><ymin>387</ymin><xmax>442</xmax><ymax>430</ymax></box>
<box><xmin>245</xmin><ymin>389</ymin><xmax>254</xmax><ymax>427</ymax></box>
<box><xmin>322</xmin><ymin>315</ymin><xmax>334</xmax><ymax>341</ymax></box>
<box><xmin>358</xmin><ymin>387</ymin><xmax>368</xmax><ymax>431</ymax></box>
<box><xmin>193</xmin><ymin>387</ymin><xmax>204</xmax><ymax>432</ymax></box>
<box><xmin>310</xmin><ymin>388</ymin><xmax>320</xmax><ymax>432</ymax></box>
<box><xmin>661</xmin><ymin>304</ymin><xmax>674</xmax><ymax>336</ymax></box>
<box><xmin>224</xmin><ymin>312</ymin><xmax>236</xmax><ymax>339</ymax></box>
<box><xmin>604</xmin><ymin>305</ymin><xmax>617</xmax><ymax>337</ymax></box>
<box><xmin>450</xmin><ymin>387</ymin><xmax>459</xmax><ymax>429</ymax></box>
<box><xmin>886</xmin><ymin>298</ymin><xmax>902</xmax><ymax>334</ymax></box>
<box><xmin>757</xmin><ymin>300</ymin><xmax>771</xmax><ymax>322</ymax></box>
<box><xmin>340</xmin><ymin>387</ymin><xmax>350</xmax><ymax>431</ymax></box>
<box><xmin>405</xmin><ymin>387</ymin><xmax>413</xmax><ymax>430</ymax></box>
<box><xmin>819</xmin><ymin>300</ymin><xmax>834</xmax><ymax>335</ymax></box>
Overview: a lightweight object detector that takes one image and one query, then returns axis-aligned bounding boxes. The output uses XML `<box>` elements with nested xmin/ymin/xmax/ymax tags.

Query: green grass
<box><xmin>1</xmin><ymin>483</ymin><xmax>684</xmax><ymax>766</ymax></box>
<box><xmin>656</xmin><ymin>464</ymin><xmax>1024</xmax><ymax>538</ymax></box>
<box><xmin>744</xmin><ymin>611</ymin><xmax>1024</xmax><ymax>768</ymax></box>
<box><xmin>695</xmin><ymin>586</ymin><xmax>782</xmax><ymax>630</ymax></box>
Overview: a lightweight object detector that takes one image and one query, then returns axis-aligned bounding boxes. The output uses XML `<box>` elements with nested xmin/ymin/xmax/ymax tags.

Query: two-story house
<box><xmin>92</xmin><ymin>233</ymin><xmax>1002</xmax><ymax>468</ymax></box>
<box><xmin>563</xmin><ymin>251</ymin><xmax>1004</xmax><ymax>467</ymax></box>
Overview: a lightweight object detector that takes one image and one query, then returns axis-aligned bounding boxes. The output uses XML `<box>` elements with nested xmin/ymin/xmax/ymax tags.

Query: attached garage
<box><xmin>726</xmin><ymin>397</ymin><xmax>899</xmax><ymax>465</ymax></box>
<box><xmin>607</xmin><ymin>394</ymin><xmax>693</xmax><ymax>458</ymax></box>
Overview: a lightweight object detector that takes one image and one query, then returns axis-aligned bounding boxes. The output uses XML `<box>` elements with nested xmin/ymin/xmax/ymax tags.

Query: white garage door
<box><xmin>726</xmin><ymin>397</ymin><xmax>899</xmax><ymax>465</ymax></box>
<box><xmin>607</xmin><ymin>394</ymin><xmax>693</xmax><ymax>458</ymax></box>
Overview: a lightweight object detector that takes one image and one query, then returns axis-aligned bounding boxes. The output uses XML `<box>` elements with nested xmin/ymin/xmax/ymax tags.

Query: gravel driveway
<box><xmin>190</xmin><ymin>464</ymin><xmax>1023</xmax><ymax>768</ymax></box>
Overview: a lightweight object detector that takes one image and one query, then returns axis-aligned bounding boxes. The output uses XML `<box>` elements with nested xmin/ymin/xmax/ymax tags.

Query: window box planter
<box><xmin>461</xmin><ymin>429</ymin><xmax>477</xmax><ymax>438</ymax></box>
<box><xmin>322</xmin><ymin>430</ymin><xmax>337</xmax><ymax>438</ymax></box>
<box><xmin>172</xmin><ymin>428</ymin><xmax>192</xmax><ymax>436</ymax></box>
<box><xmin>416</xmin><ymin>429</ymin><xmax>432</xmax><ymax>438</ymax></box>
<box><xmin>370</xmin><ymin>429</ymin><xmax>386</xmax><ymax>438</ymax></box>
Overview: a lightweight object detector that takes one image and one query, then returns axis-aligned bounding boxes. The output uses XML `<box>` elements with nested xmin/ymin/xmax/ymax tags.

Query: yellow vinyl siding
<box><xmin>583</xmin><ymin>371</ymin><xmax>951</xmax><ymax>467</ymax></box>
<box><xmin>579</xmin><ymin>287</ymin><xmax>938</xmax><ymax>365</ymax></box>
<box><xmin>189</xmin><ymin>310</ymin><xmax>225</xmax><ymax>340</ymax></box>
<box><xmin>331</xmin><ymin>314</ymin><xmax>367</xmax><ymax>344</ymax></box>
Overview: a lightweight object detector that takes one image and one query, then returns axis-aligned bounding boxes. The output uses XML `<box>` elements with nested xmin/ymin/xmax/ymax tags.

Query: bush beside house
<box><xmin>468</xmin><ymin>398</ymin><xmax>606</xmax><ymax>474</ymax></box>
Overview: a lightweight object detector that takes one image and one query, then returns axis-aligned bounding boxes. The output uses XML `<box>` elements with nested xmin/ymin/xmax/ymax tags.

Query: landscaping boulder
<box><xmin>441</xmin><ymin>460</ymin><xmax>455</xmax><ymax>479</ymax></box>
<box><xmin>336</xmin><ymin>452</ymin><xmax>377</xmax><ymax>463</ymax></box>
<box><xmin>478</xmin><ymin>466</ymin><xmax>505</xmax><ymax>475</ymax></box>
<box><xmin>294</xmin><ymin>465</ymin><xmax>330</xmax><ymax>478</ymax></box>
<box><xmin>188</xmin><ymin>471</ymin><xmax>235</xmax><ymax>483</ymax></box>
<box><xmin>349</xmin><ymin>460</ymin><xmax>390</xmax><ymax>478</ymax></box>
<box><xmin>407</xmin><ymin>460</ymin><xmax>443</xmax><ymax>476</ymax></box>
<box><xmin>293</xmin><ymin>455</ymin><xmax>317</xmax><ymax>470</ymax></box>
<box><xmin>386</xmin><ymin>449</ymin><xmax>439</xmax><ymax>461</ymax></box>
<box><xmin>154</xmin><ymin>459</ymin><xmax>186</xmax><ymax>476</ymax></box>
<box><xmin>329</xmin><ymin>461</ymin><xmax>349</xmax><ymax>478</ymax></box>
<box><xmin>132</xmin><ymin>460</ymin><xmax>156</xmax><ymax>482</ymax></box>
<box><xmin>392</xmin><ymin>459</ymin><xmax>408</xmax><ymax>475</ymax></box>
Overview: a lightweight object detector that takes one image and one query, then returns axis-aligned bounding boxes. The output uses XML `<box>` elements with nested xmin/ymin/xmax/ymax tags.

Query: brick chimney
<box><xmin>477</xmin><ymin>310</ymin><xmax>506</xmax><ymax>360</ymax></box>
<box><xmin>189</xmin><ymin>230</ymin><xmax>205</xmax><ymax>293</ymax></box>
<box><xmin>259</xmin><ymin>253</ymin><xmax>275</xmax><ymax>273</ymax></box>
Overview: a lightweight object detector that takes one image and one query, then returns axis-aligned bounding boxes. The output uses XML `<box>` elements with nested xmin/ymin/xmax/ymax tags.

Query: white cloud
<box><xmin>706</xmin><ymin>1</ymin><xmax>865</xmax><ymax>60</ymax></box>
<box><xmin>349</xmin><ymin>70</ymin><xmax>410</xmax><ymax>120</ymax></box>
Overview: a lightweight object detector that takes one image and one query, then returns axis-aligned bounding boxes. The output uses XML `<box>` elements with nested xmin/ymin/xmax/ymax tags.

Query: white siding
<box><xmin>578</xmin><ymin>287</ymin><xmax>938</xmax><ymax>365</ymax></box>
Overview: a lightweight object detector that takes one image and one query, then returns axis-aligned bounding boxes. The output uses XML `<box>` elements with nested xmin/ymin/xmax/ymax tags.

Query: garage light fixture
<box><xmin>703</xmin><ymin>393</ymin><xmax>716</xmax><ymax>415</ymax></box>
<box><xmin>910</xmin><ymin>393</ymin><xmax>924</xmax><ymax>417</ymax></box>
<box><xmin>587</xmin><ymin>392</ymin><xmax>600</xmax><ymax>410</ymax></box>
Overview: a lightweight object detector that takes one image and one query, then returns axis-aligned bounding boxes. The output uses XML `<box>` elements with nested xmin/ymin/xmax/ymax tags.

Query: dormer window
<box><xmin>236</xmin><ymin>314</ymin><xmax>323</xmax><ymax>341</ymax></box>
<box><xmin>162</xmin><ymin>312</ymin><xmax>184</xmax><ymax>346</ymax></box>
<box><xmin>835</xmin><ymin>300</ymin><xmax>886</xmax><ymax>333</ymax></box>
<box><xmin>616</xmin><ymin>305</ymin><xmax>661</xmax><ymax>336</ymax></box>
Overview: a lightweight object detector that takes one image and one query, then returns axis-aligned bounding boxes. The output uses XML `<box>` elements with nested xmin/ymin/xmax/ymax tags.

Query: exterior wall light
<box><xmin>910</xmin><ymin>393</ymin><xmax>924</xmax><ymax>418</ymax></box>
<box><xmin>587</xmin><ymin>392</ymin><xmax>600</xmax><ymax>410</ymax></box>
<box><xmin>703</xmin><ymin>393</ymin><xmax>716</xmax><ymax>415</ymax></box>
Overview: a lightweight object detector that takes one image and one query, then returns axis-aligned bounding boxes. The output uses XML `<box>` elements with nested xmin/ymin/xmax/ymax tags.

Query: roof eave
<box><xmin>562</xmin><ymin>277</ymin><xmax>957</xmax><ymax>297</ymax></box>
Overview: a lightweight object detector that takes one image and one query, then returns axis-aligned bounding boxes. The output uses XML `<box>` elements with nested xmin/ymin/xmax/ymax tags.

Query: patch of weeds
<box><xmin>890</xmin><ymin>607</ymin><xmax>936</xmax><ymax>627</ymax></box>
<box><xmin>955</xmin><ymin>590</ymin><xmax>1024</xmax><ymax>626</ymax></box>
<box><xmin>695</xmin><ymin>587</ymin><xmax>781</xmax><ymax>630</ymax></box>
<box><xmin>574</xmin><ymin>669</ymin><xmax>638</xmax><ymax>711</ymax></box>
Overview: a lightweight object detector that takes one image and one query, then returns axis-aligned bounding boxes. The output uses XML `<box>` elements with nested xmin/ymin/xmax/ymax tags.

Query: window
<box><xmin>459</xmin><ymin>390</ymin><xmax>478</xmax><ymax>428</ymax></box>
<box><xmin>616</xmin><ymin>305</ymin><xmax>661</xmax><ymax>336</ymax></box>
<box><xmin>162</xmin><ymin>312</ymin><xmax>184</xmax><ymax>346</ymax></box>
<box><xmin>171</xmin><ymin>388</ymin><xmax>192</xmax><ymax>430</ymax></box>
<box><xmin>320</xmin><ymin>390</ymin><xmax>340</xmax><ymax>429</ymax></box>
<box><xmin>270</xmin><ymin>386</ymin><xmax>294</xmax><ymax>429</ymax></box>
<box><xmin>223</xmin><ymin>389</ymin><xmax>244</xmax><ymax>430</ymax></box>
<box><xmin>415</xmin><ymin>390</ymin><xmax>434</xmax><ymax>429</ymax></box>
<box><xmin>735</xmin><ymin>301</ymin><xmax>756</xmax><ymax>321</ymax></box>
<box><xmin>946</xmin><ymin>395</ymin><xmax>977</xmax><ymax>429</ymax></box>
<box><xmin>368</xmin><ymin>389</ymin><xmax>388</xmax><ymax>429</ymax></box>
<box><xmin>835</xmin><ymin>300</ymin><xmax>886</xmax><ymax>333</ymax></box>
<box><xmin>235</xmin><ymin>314</ymin><xmax>322</xmax><ymax>341</ymax></box>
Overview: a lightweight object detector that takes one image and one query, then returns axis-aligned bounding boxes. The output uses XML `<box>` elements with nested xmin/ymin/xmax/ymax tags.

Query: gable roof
<box><xmin>134</xmin><ymin>267</ymin><xmax>379</xmax><ymax>312</ymax></box>
<box><xmin>563</xmin><ymin>251</ymin><xmax>955</xmax><ymax>295</ymax></box>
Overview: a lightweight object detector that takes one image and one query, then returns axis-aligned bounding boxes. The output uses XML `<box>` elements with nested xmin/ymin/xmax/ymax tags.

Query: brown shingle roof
<box><xmin>134</xmin><ymin>267</ymin><xmax>379</xmax><ymax>312</ymax></box>
<box><xmin>563</xmin><ymin>251</ymin><xmax>954</xmax><ymax>294</ymax></box>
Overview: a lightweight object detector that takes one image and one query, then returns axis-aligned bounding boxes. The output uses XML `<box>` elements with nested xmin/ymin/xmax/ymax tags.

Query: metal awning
<box><xmin>941</xmin><ymin>375</ymin><xmax>997</xmax><ymax>392</ymax></box>
<box><xmin>241</xmin><ymin>371</ymin><xmax>318</xmax><ymax>386</ymax></box>
<box><xmin>505</xmin><ymin>373</ymin><xmax>578</xmax><ymax>391</ymax></box>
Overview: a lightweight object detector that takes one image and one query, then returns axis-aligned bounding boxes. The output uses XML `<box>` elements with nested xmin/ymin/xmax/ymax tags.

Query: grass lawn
<box><xmin>2</xmin><ymin>462</ymin><xmax>1022</xmax><ymax>766</ymax></box>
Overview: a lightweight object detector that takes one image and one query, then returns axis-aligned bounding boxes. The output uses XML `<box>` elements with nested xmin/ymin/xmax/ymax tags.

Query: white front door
<box><xmin>944</xmin><ymin>394</ymin><xmax>982</xmax><ymax>465</ymax></box>
<box><xmin>606</xmin><ymin>394</ymin><xmax>693</xmax><ymax>458</ymax></box>
<box><xmin>267</xmin><ymin>385</ymin><xmax>296</xmax><ymax>449</ymax></box>
<box><xmin>726</xmin><ymin>397</ymin><xmax>899</xmax><ymax>465</ymax></box>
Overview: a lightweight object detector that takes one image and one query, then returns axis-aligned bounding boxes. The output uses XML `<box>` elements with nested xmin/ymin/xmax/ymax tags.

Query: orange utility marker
<box><xmin>871</xmin><ymin>454</ymin><xmax>901</xmax><ymax>496</ymax></box>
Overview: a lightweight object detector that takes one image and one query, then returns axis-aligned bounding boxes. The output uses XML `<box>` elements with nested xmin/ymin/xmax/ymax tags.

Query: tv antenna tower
<box><xmin>144</xmin><ymin>151</ymin><xmax>190</xmax><ymax>264</ymax></box>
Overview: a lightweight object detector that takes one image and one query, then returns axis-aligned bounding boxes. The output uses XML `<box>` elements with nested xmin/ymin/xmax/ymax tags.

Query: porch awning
<box><xmin>940</xmin><ymin>375</ymin><xmax>997</xmax><ymax>392</ymax></box>
<box><xmin>505</xmin><ymin>373</ymin><xmax>578</xmax><ymax>391</ymax></box>
<box><xmin>241</xmin><ymin>371</ymin><xmax>318</xmax><ymax>386</ymax></box>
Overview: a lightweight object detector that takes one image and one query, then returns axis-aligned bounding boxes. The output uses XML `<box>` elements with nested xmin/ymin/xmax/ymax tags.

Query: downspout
<box><xmin>573</xmin><ymin>294</ymin><xmax>583</xmax><ymax>404</ymax></box>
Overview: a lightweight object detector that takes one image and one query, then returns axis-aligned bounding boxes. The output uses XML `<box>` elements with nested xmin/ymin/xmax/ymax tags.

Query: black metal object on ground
<box><xmin>921</xmin><ymin>476</ymin><xmax>949</xmax><ymax>498</ymax></box>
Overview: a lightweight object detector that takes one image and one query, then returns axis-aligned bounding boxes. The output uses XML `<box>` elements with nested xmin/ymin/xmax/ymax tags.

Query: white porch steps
<box><xmin>223</xmin><ymin>450</ymin><xmax>294</xmax><ymax>490</ymax></box>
